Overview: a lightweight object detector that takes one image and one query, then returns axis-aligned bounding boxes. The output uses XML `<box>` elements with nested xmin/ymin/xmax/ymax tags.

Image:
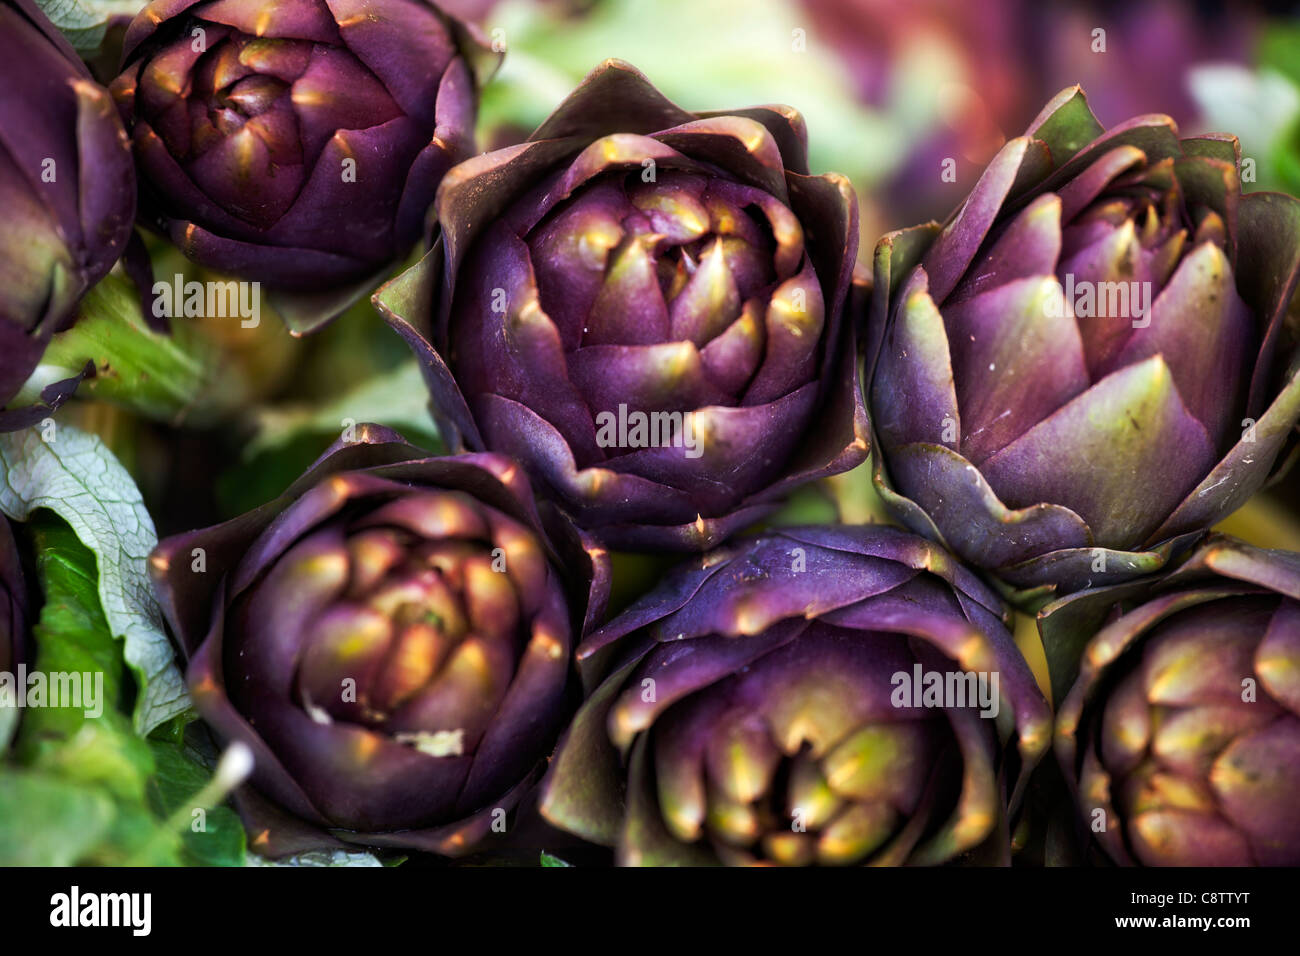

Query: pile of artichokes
<box><xmin>2</xmin><ymin>0</ymin><xmax>1298</xmax><ymax>868</ymax></box>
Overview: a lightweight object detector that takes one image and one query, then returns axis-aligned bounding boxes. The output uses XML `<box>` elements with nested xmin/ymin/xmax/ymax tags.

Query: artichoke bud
<box><xmin>150</xmin><ymin>433</ymin><xmax>603</xmax><ymax>855</ymax></box>
<box><xmin>869</xmin><ymin>87</ymin><xmax>1300</xmax><ymax>602</ymax></box>
<box><xmin>111</xmin><ymin>0</ymin><xmax>495</xmax><ymax>332</ymax></box>
<box><xmin>377</xmin><ymin>60</ymin><xmax>868</xmax><ymax>550</ymax></box>
<box><xmin>0</xmin><ymin>0</ymin><xmax>136</xmax><ymax>428</ymax></box>
<box><xmin>1053</xmin><ymin>537</ymin><xmax>1300</xmax><ymax>865</ymax></box>
<box><xmin>541</xmin><ymin>527</ymin><xmax>1051</xmax><ymax>866</ymax></box>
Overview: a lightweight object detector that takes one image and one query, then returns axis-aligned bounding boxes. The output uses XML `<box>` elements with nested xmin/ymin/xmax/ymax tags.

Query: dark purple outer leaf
<box><xmin>538</xmin><ymin>525</ymin><xmax>1051</xmax><ymax>867</ymax></box>
<box><xmin>150</xmin><ymin>424</ymin><xmax>608</xmax><ymax>856</ymax></box>
<box><xmin>0</xmin><ymin>0</ymin><xmax>135</xmax><ymax>425</ymax></box>
<box><xmin>1050</xmin><ymin>536</ymin><xmax>1300</xmax><ymax>866</ymax></box>
<box><xmin>374</xmin><ymin>60</ymin><xmax>868</xmax><ymax>551</ymax></box>
<box><xmin>0</xmin><ymin>517</ymin><xmax>27</xmax><ymax>673</ymax></box>
<box><xmin>867</xmin><ymin>86</ymin><xmax>1300</xmax><ymax>605</ymax></box>
<box><xmin>111</xmin><ymin>0</ymin><xmax>495</xmax><ymax>332</ymax></box>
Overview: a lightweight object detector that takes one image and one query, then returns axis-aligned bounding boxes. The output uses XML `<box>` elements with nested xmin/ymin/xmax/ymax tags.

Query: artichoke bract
<box><xmin>149</xmin><ymin>425</ymin><xmax>608</xmax><ymax>856</ymax></box>
<box><xmin>111</xmin><ymin>0</ymin><xmax>492</xmax><ymax>333</ymax></box>
<box><xmin>375</xmin><ymin>60</ymin><xmax>869</xmax><ymax>552</ymax></box>
<box><xmin>0</xmin><ymin>0</ymin><xmax>135</xmax><ymax>430</ymax></box>
<box><xmin>867</xmin><ymin>86</ymin><xmax>1300</xmax><ymax>604</ymax></box>
<box><xmin>0</xmin><ymin>517</ymin><xmax>28</xmax><ymax>676</ymax></box>
<box><xmin>538</xmin><ymin>526</ymin><xmax>1051</xmax><ymax>866</ymax></box>
<box><xmin>1052</xmin><ymin>536</ymin><xmax>1300</xmax><ymax>866</ymax></box>
<box><xmin>0</xmin><ymin>516</ymin><xmax>29</xmax><ymax>750</ymax></box>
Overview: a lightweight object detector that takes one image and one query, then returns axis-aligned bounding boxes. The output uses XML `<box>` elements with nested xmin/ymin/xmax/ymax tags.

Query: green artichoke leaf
<box><xmin>146</xmin><ymin>738</ymin><xmax>247</xmax><ymax>867</ymax></box>
<box><xmin>33</xmin><ymin>0</ymin><xmax>143</xmax><ymax>52</ymax></box>
<box><xmin>0</xmin><ymin>513</ymin><xmax>234</xmax><ymax>865</ymax></box>
<box><xmin>6</xmin><ymin>513</ymin><xmax>142</xmax><ymax>783</ymax></box>
<box><xmin>31</xmin><ymin>271</ymin><xmax>251</xmax><ymax>427</ymax></box>
<box><xmin>0</xmin><ymin>424</ymin><xmax>188</xmax><ymax>733</ymax></box>
<box><xmin>0</xmin><ymin>771</ymin><xmax>115</xmax><ymax>866</ymax></box>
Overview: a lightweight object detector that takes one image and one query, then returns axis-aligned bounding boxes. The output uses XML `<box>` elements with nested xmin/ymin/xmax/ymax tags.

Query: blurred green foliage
<box><xmin>0</xmin><ymin>513</ymin><xmax>245</xmax><ymax>866</ymax></box>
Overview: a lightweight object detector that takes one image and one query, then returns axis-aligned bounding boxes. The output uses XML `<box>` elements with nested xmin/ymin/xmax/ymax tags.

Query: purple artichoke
<box><xmin>0</xmin><ymin>0</ymin><xmax>135</xmax><ymax>430</ymax></box>
<box><xmin>1051</xmin><ymin>535</ymin><xmax>1300</xmax><ymax>866</ymax></box>
<box><xmin>867</xmin><ymin>86</ymin><xmax>1300</xmax><ymax>604</ymax></box>
<box><xmin>111</xmin><ymin>0</ymin><xmax>493</xmax><ymax>332</ymax></box>
<box><xmin>537</xmin><ymin>526</ymin><xmax>1051</xmax><ymax>866</ymax></box>
<box><xmin>149</xmin><ymin>425</ymin><xmax>608</xmax><ymax>856</ymax></box>
<box><xmin>0</xmin><ymin>517</ymin><xmax>28</xmax><ymax>676</ymax></box>
<box><xmin>375</xmin><ymin>60</ymin><xmax>869</xmax><ymax>552</ymax></box>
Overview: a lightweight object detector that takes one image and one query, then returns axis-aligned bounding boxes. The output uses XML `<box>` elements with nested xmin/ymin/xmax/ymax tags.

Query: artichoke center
<box><xmin>290</xmin><ymin>500</ymin><xmax>523</xmax><ymax>744</ymax></box>
<box><xmin>215</xmin><ymin>74</ymin><xmax>288</xmax><ymax>121</ymax></box>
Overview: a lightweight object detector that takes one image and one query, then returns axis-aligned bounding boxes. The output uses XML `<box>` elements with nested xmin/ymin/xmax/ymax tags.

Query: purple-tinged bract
<box><xmin>538</xmin><ymin>525</ymin><xmax>1051</xmax><ymax>866</ymax></box>
<box><xmin>375</xmin><ymin>60</ymin><xmax>870</xmax><ymax>552</ymax></box>
<box><xmin>867</xmin><ymin>86</ymin><xmax>1300</xmax><ymax>604</ymax></box>
<box><xmin>149</xmin><ymin>425</ymin><xmax>607</xmax><ymax>856</ymax></box>
<box><xmin>112</xmin><ymin>0</ymin><xmax>492</xmax><ymax>332</ymax></box>
<box><xmin>0</xmin><ymin>517</ymin><xmax>28</xmax><ymax>675</ymax></box>
<box><xmin>0</xmin><ymin>0</ymin><xmax>135</xmax><ymax>429</ymax></box>
<box><xmin>1052</xmin><ymin>535</ymin><xmax>1300</xmax><ymax>866</ymax></box>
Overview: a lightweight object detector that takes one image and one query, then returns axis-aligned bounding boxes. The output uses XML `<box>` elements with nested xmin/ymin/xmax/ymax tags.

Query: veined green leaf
<box><xmin>32</xmin><ymin>0</ymin><xmax>144</xmax><ymax>52</ymax></box>
<box><xmin>0</xmin><ymin>425</ymin><xmax>187</xmax><ymax>733</ymax></box>
<box><xmin>147</xmin><ymin>738</ymin><xmax>247</xmax><ymax>867</ymax></box>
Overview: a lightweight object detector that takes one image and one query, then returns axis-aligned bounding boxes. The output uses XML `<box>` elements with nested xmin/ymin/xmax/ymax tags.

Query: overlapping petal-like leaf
<box><xmin>375</xmin><ymin>60</ymin><xmax>869</xmax><ymax>551</ymax></box>
<box><xmin>0</xmin><ymin>0</ymin><xmax>135</xmax><ymax>429</ymax></box>
<box><xmin>1051</xmin><ymin>535</ymin><xmax>1300</xmax><ymax>866</ymax></box>
<box><xmin>537</xmin><ymin>525</ymin><xmax>1051</xmax><ymax>866</ymax></box>
<box><xmin>867</xmin><ymin>86</ymin><xmax>1300</xmax><ymax>605</ymax></box>
<box><xmin>111</xmin><ymin>0</ymin><xmax>494</xmax><ymax>332</ymax></box>
<box><xmin>0</xmin><ymin>517</ymin><xmax>27</xmax><ymax>676</ymax></box>
<box><xmin>149</xmin><ymin>424</ymin><xmax>608</xmax><ymax>856</ymax></box>
<box><xmin>0</xmin><ymin>516</ymin><xmax>25</xmax><ymax>752</ymax></box>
